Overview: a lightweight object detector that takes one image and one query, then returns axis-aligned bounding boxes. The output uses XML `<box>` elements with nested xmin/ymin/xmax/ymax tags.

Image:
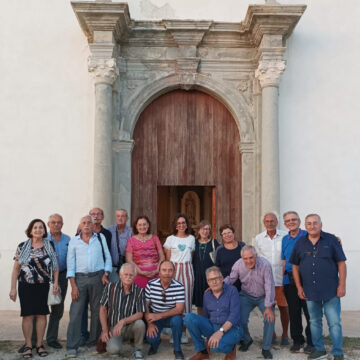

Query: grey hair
<box><xmin>283</xmin><ymin>211</ymin><xmax>300</xmax><ymax>220</ymax></box>
<box><xmin>263</xmin><ymin>212</ymin><xmax>279</xmax><ymax>221</ymax></box>
<box><xmin>241</xmin><ymin>245</ymin><xmax>257</xmax><ymax>257</ymax></box>
<box><xmin>116</xmin><ymin>209</ymin><xmax>128</xmax><ymax>217</ymax></box>
<box><xmin>305</xmin><ymin>213</ymin><xmax>322</xmax><ymax>224</ymax></box>
<box><xmin>48</xmin><ymin>213</ymin><xmax>63</xmax><ymax>222</ymax></box>
<box><xmin>119</xmin><ymin>262</ymin><xmax>137</xmax><ymax>277</ymax></box>
<box><xmin>205</xmin><ymin>266</ymin><xmax>223</xmax><ymax>279</ymax></box>
<box><xmin>80</xmin><ymin>215</ymin><xmax>94</xmax><ymax>224</ymax></box>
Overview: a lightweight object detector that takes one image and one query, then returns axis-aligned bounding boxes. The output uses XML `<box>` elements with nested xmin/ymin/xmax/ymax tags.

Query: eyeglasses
<box><xmin>90</xmin><ymin>212</ymin><xmax>103</xmax><ymax>216</ymax></box>
<box><xmin>176</xmin><ymin>222</ymin><xmax>186</xmax><ymax>226</ymax></box>
<box><xmin>207</xmin><ymin>276</ymin><xmax>222</xmax><ymax>283</ymax></box>
<box><xmin>161</xmin><ymin>290</ymin><xmax>166</xmax><ymax>302</ymax></box>
<box><xmin>284</xmin><ymin>218</ymin><xmax>299</xmax><ymax>223</ymax></box>
<box><xmin>221</xmin><ymin>231</ymin><xmax>233</xmax><ymax>237</ymax></box>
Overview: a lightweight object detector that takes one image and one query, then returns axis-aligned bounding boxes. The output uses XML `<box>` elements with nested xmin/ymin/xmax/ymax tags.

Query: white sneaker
<box><xmin>181</xmin><ymin>333</ymin><xmax>189</xmax><ymax>344</ymax></box>
<box><xmin>134</xmin><ymin>349</ymin><xmax>144</xmax><ymax>359</ymax></box>
<box><xmin>170</xmin><ymin>336</ymin><xmax>174</xmax><ymax>344</ymax></box>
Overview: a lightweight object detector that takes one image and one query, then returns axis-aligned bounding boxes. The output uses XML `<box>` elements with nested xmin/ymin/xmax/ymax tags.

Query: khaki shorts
<box><xmin>275</xmin><ymin>286</ymin><xmax>288</xmax><ymax>307</ymax></box>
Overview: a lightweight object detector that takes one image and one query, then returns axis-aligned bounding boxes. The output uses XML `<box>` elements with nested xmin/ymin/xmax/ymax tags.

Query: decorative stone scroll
<box><xmin>255</xmin><ymin>59</ymin><xmax>286</xmax><ymax>88</ymax></box>
<box><xmin>88</xmin><ymin>58</ymin><xmax>118</xmax><ymax>85</ymax></box>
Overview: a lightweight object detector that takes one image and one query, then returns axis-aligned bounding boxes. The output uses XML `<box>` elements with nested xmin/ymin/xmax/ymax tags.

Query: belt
<box><xmin>75</xmin><ymin>270</ymin><xmax>103</xmax><ymax>277</ymax></box>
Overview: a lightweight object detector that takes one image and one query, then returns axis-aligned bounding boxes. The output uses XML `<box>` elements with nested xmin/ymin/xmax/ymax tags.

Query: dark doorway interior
<box><xmin>157</xmin><ymin>186</ymin><xmax>216</xmax><ymax>243</ymax></box>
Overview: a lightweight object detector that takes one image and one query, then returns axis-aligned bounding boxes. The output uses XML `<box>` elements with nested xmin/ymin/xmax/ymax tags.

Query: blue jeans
<box><xmin>306</xmin><ymin>296</ymin><xmax>343</xmax><ymax>355</ymax></box>
<box><xmin>240</xmin><ymin>291</ymin><xmax>274</xmax><ymax>350</ymax></box>
<box><xmin>146</xmin><ymin>315</ymin><xmax>183</xmax><ymax>352</ymax></box>
<box><xmin>184</xmin><ymin>313</ymin><xmax>242</xmax><ymax>354</ymax></box>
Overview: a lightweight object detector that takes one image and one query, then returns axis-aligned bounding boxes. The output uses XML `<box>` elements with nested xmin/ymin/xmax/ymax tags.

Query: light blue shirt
<box><xmin>46</xmin><ymin>232</ymin><xmax>71</xmax><ymax>272</ymax></box>
<box><xmin>66</xmin><ymin>232</ymin><xmax>112</xmax><ymax>278</ymax></box>
<box><xmin>107</xmin><ymin>225</ymin><xmax>133</xmax><ymax>266</ymax></box>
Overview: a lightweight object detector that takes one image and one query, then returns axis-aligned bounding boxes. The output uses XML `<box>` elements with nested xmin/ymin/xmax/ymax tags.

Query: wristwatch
<box><xmin>104</xmin><ymin>271</ymin><xmax>110</xmax><ymax>277</ymax></box>
<box><xmin>219</xmin><ymin>327</ymin><xmax>225</xmax><ymax>333</ymax></box>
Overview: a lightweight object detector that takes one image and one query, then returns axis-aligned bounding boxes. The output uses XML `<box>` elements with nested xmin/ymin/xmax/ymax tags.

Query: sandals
<box><xmin>36</xmin><ymin>345</ymin><xmax>48</xmax><ymax>357</ymax></box>
<box><xmin>22</xmin><ymin>346</ymin><xmax>32</xmax><ymax>359</ymax></box>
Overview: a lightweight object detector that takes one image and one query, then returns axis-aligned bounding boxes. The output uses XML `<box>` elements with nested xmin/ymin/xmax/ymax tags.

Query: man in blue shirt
<box><xmin>107</xmin><ymin>209</ymin><xmax>133</xmax><ymax>282</ymax></box>
<box><xmin>45</xmin><ymin>213</ymin><xmax>71</xmax><ymax>349</ymax></box>
<box><xmin>290</xmin><ymin>214</ymin><xmax>347</xmax><ymax>360</ymax></box>
<box><xmin>66</xmin><ymin>215</ymin><xmax>112</xmax><ymax>358</ymax></box>
<box><xmin>184</xmin><ymin>266</ymin><xmax>242</xmax><ymax>360</ymax></box>
<box><xmin>281</xmin><ymin>211</ymin><xmax>313</xmax><ymax>354</ymax></box>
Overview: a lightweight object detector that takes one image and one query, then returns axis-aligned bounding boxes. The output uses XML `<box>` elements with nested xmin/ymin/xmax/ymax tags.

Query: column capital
<box><xmin>239</xmin><ymin>141</ymin><xmax>255</xmax><ymax>154</ymax></box>
<box><xmin>113</xmin><ymin>139</ymin><xmax>134</xmax><ymax>153</ymax></box>
<box><xmin>88</xmin><ymin>57</ymin><xmax>118</xmax><ymax>85</ymax></box>
<box><xmin>255</xmin><ymin>59</ymin><xmax>286</xmax><ymax>88</ymax></box>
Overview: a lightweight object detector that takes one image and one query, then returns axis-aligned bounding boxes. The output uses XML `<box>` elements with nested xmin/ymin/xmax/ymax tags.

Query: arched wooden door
<box><xmin>132</xmin><ymin>90</ymin><xmax>242</xmax><ymax>239</ymax></box>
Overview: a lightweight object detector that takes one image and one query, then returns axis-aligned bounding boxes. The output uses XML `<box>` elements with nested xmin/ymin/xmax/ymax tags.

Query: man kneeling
<box><xmin>185</xmin><ymin>266</ymin><xmax>242</xmax><ymax>360</ymax></box>
<box><xmin>99</xmin><ymin>263</ymin><xmax>146</xmax><ymax>359</ymax></box>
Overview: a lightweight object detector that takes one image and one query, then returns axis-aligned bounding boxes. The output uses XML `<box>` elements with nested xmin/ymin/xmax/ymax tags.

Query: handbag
<box><xmin>47</xmin><ymin>268</ymin><xmax>62</xmax><ymax>306</ymax></box>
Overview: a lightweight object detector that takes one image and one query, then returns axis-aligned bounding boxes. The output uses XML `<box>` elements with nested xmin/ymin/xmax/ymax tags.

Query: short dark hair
<box><xmin>132</xmin><ymin>215</ymin><xmax>151</xmax><ymax>235</ymax></box>
<box><xmin>25</xmin><ymin>218</ymin><xmax>47</xmax><ymax>239</ymax></box>
<box><xmin>219</xmin><ymin>224</ymin><xmax>235</xmax><ymax>235</ymax></box>
<box><xmin>159</xmin><ymin>260</ymin><xmax>175</xmax><ymax>271</ymax></box>
<box><xmin>171</xmin><ymin>213</ymin><xmax>191</xmax><ymax>235</ymax></box>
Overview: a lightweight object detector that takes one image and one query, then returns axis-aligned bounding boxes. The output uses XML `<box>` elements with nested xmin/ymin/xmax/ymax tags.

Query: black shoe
<box><xmin>238</xmin><ymin>339</ymin><xmax>253</xmax><ymax>352</ymax></box>
<box><xmin>47</xmin><ymin>341</ymin><xmax>62</xmax><ymax>349</ymax></box>
<box><xmin>18</xmin><ymin>344</ymin><xmax>35</xmax><ymax>353</ymax></box>
<box><xmin>174</xmin><ymin>350</ymin><xmax>184</xmax><ymax>359</ymax></box>
<box><xmin>290</xmin><ymin>343</ymin><xmax>303</xmax><ymax>353</ymax></box>
<box><xmin>308</xmin><ymin>349</ymin><xmax>327</xmax><ymax>359</ymax></box>
<box><xmin>304</xmin><ymin>344</ymin><xmax>315</xmax><ymax>354</ymax></box>
<box><xmin>262</xmin><ymin>349</ymin><xmax>273</xmax><ymax>359</ymax></box>
<box><xmin>148</xmin><ymin>345</ymin><xmax>158</xmax><ymax>356</ymax></box>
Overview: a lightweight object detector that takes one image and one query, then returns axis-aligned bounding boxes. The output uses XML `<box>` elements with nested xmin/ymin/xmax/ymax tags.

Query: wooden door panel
<box><xmin>132</xmin><ymin>90</ymin><xmax>242</xmax><ymax>239</ymax></box>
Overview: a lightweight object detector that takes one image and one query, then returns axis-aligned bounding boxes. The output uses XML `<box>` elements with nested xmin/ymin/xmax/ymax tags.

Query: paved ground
<box><xmin>0</xmin><ymin>309</ymin><xmax>359</xmax><ymax>359</ymax></box>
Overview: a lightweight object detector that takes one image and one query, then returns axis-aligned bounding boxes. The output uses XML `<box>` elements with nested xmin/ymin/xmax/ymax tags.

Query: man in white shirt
<box><xmin>253</xmin><ymin>212</ymin><xmax>289</xmax><ymax>345</ymax></box>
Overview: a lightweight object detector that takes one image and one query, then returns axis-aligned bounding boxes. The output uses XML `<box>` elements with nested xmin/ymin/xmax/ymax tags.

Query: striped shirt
<box><xmin>100</xmin><ymin>280</ymin><xmax>146</xmax><ymax>328</ymax></box>
<box><xmin>145</xmin><ymin>278</ymin><xmax>185</xmax><ymax>313</ymax></box>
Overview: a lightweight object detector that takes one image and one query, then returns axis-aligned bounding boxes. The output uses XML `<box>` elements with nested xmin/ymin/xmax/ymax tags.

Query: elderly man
<box><xmin>107</xmin><ymin>209</ymin><xmax>133</xmax><ymax>282</ymax></box>
<box><xmin>99</xmin><ymin>263</ymin><xmax>146</xmax><ymax>359</ymax></box>
<box><xmin>282</xmin><ymin>211</ymin><xmax>313</xmax><ymax>353</ymax></box>
<box><xmin>290</xmin><ymin>214</ymin><xmax>347</xmax><ymax>360</ymax></box>
<box><xmin>45</xmin><ymin>213</ymin><xmax>71</xmax><ymax>349</ymax></box>
<box><xmin>185</xmin><ymin>266</ymin><xmax>242</xmax><ymax>360</ymax></box>
<box><xmin>66</xmin><ymin>215</ymin><xmax>112</xmax><ymax>358</ymax></box>
<box><xmin>145</xmin><ymin>260</ymin><xmax>185</xmax><ymax>360</ymax></box>
<box><xmin>254</xmin><ymin>212</ymin><xmax>289</xmax><ymax>345</ymax></box>
<box><xmin>225</xmin><ymin>245</ymin><xmax>275</xmax><ymax>359</ymax></box>
<box><xmin>79</xmin><ymin>208</ymin><xmax>113</xmax><ymax>345</ymax></box>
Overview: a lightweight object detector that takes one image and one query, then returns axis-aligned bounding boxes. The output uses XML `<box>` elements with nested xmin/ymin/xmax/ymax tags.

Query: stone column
<box><xmin>89</xmin><ymin>58</ymin><xmax>118</xmax><ymax>224</ymax></box>
<box><xmin>255</xmin><ymin>58</ymin><xmax>285</xmax><ymax>216</ymax></box>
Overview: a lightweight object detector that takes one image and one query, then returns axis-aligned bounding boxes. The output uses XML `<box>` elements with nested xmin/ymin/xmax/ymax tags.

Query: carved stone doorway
<box><xmin>157</xmin><ymin>186</ymin><xmax>216</xmax><ymax>243</ymax></box>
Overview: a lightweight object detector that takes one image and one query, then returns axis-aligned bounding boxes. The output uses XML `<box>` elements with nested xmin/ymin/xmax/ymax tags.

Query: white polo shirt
<box><xmin>253</xmin><ymin>229</ymin><xmax>287</xmax><ymax>286</ymax></box>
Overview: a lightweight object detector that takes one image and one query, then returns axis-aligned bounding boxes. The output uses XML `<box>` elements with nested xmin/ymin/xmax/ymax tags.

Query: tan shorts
<box><xmin>275</xmin><ymin>286</ymin><xmax>288</xmax><ymax>307</ymax></box>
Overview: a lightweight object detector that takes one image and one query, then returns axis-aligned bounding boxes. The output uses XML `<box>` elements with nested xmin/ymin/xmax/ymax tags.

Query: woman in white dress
<box><xmin>164</xmin><ymin>213</ymin><xmax>195</xmax><ymax>343</ymax></box>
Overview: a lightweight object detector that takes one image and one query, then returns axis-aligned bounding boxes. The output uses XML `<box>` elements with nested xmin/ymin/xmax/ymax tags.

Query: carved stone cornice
<box><xmin>255</xmin><ymin>59</ymin><xmax>286</xmax><ymax>88</ymax></box>
<box><xmin>88</xmin><ymin>58</ymin><xmax>118</xmax><ymax>85</ymax></box>
<box><xmin>71</xmin><ymin>1</ymin><xmax>130</xmax><ymax>43</ymax></box>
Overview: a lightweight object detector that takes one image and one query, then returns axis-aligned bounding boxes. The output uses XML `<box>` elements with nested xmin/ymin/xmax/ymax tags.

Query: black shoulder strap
<box><xmin>115</xmin><ymin>228</ymin><xmax>122</xmax><ymax>266</ymax></box>
<box><xmin>96</xmin><ymin>233</ymin><xmax>106</xmax><ymax>263</ymax></box>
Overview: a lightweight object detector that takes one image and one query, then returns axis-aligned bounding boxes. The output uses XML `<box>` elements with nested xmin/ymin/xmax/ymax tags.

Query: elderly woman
<box><xmin>192</xmin><ymin>220</ymin><xmax>219</xmax><ymax>315</ymax></box>
<box><xmin>164</xmin><ymin>213</ymin><xmax>195</xmax><ymax>343</ymax></box>
<box><xmin>126</xmin><ymin>215</ymin><xmax>165</xmax><ymax>288</ymax></box>
<box><xmin>9</xmin><ymin>219</ymin><xmax>59</xmax><ymax>359</ymax></box>
<box><xmin>215</xmin><ymin>224</ymin><xmax>245</xmax><ymax>292</ymax></box>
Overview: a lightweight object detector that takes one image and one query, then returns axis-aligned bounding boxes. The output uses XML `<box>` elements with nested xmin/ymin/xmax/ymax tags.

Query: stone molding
<box><xmin>255</xmin><ymin>59</ymin><xmax>286</xmax><ymax>88</ymax></box>
<box><xmin>112</xmin><ymin>139</ymin><xmax>134</xmax><ymax>153</ymax></box>
<box><xmin>88</xmin><ymin>58</ymin><xmax>118</xmax><ymax>85</ymax></box>
<box><xmin>239</xmin><ymin>142</ymin><xmax>256</xmax><ymax>154</ymax></box>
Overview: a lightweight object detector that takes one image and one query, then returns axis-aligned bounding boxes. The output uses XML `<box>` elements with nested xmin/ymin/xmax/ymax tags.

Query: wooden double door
<box><xmin>132</xmin><ymin>90</ymin><xmax>242</xmax><ymax>241</ymax></box>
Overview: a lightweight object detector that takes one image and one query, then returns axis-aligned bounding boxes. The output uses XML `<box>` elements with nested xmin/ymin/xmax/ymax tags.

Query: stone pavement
<box><xmin>0</xmin><ymin>309</ymin><xmax>359</xmax><ymax>359</ymax></box>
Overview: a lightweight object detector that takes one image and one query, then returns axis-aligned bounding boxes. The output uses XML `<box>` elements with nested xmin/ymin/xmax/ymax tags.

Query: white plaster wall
<box><xmin>1</xmin><ymin>0</ymin><xmax>359</xmax><ymax>310</ymax></box>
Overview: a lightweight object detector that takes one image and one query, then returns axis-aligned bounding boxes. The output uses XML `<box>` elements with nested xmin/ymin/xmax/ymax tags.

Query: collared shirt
<box><xmin>66</xmin><ymin>232</ymin><xmax>112</xmax><ymax>278</ymax></box>
<box><xmin>281</xmin><ymin>229</ymin><xmax>307</xmax><ymax>285</ymax></box>
<box><xmin>145</xmin><ymin>278</ymin><xmax>184</xmax><ymax>313</ymax></box>
<box><xmin>224</xmin><ymin>256</ymin><xmax>275</xmax><ymax>308</ymax></box>
<box><xmin>253</xmin><ymin>229</ymin><xmax>287</xmax><ymax>286</ymax></box>
<box><xmin>107</xmin><ymin>225</ymin><xmax>133</xmax><ymax>266</ymax></box>
<box><xmin>100</xmin><ymin>280</ymin><xmax>146</xmax><ymax>328</ymax></box>
<box><xmin>46</xmin><ymin>232</ymin><xmax>70</xmax><ymax>272</ymax></box>
<box><xmin>203</xmin><ymin>283</ymin><xmax>241</xmax><ymax>327</ymax></box>
<box><xmin>289</xmin><ymin>231</ymin><xmax>346</xmax><ymax>302</ymax></box>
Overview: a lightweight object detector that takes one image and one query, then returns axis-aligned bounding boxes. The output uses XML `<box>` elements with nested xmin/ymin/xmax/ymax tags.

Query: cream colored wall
<box><xmin>0</xmin><ymin>0</ymin><xmax>359</xmax><ymax>310</ymax></box>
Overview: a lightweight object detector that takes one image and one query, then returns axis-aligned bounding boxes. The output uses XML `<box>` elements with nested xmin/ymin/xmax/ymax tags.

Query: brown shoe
<box><xmin>189</xmin><ymin>352</ymin><xmax>209</xmax><ymax>360</ymax></box>
<box><xmin>224</xmin><ymin>345</ymin><xmax>236</xmax><ymax>360</ymax></box>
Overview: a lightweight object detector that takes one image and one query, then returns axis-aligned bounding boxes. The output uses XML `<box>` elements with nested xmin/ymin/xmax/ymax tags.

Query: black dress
<box><xmin>192</xmin><ymin>238</ymin><xmax>219</xmax><ymax>307</ymax></box>
<box><xmin>215</xmin><ymin>242</ymin><xmax>245</xmax><ymax>291</ymax></box>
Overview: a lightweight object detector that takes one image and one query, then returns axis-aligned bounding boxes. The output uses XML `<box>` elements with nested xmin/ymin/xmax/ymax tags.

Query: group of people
<box><xmin>9</xmin><ymin>208</ymin><xmax>347</xmax><ymax>360</ymax></box>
